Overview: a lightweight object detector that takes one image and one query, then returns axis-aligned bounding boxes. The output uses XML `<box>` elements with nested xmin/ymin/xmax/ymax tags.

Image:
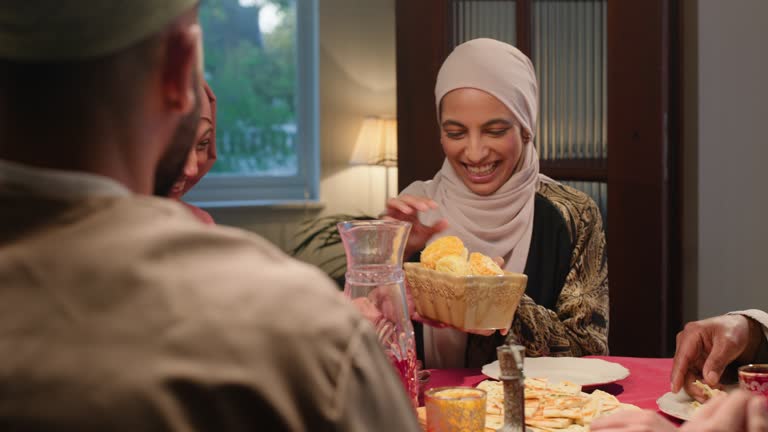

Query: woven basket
<box><xmin>404</xmin><ymin>263</ymin><xmax>527</xmax><ymax>330</ymax></box>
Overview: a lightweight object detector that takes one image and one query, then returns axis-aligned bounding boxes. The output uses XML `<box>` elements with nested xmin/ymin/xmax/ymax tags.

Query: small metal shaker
<box><xmin>496</xmin><ymin>344</ymin><xmax>526</xmax><ymax>432</ymax></box>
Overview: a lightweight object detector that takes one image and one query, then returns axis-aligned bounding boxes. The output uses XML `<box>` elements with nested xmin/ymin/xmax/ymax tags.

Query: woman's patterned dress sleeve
<box><xmin>509</xmin><ymin>186</ymin><xmax>609</xmax><ymax>357</ymax></box>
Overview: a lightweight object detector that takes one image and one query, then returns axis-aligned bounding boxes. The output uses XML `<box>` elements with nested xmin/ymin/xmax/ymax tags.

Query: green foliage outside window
<box><xmin>200</xmin><ymin>0</ymin><xmax>298</xmax><ymax>175</ymax></box>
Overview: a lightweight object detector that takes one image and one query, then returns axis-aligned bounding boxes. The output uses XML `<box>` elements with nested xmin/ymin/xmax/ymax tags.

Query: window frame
<box><xmin>185</xmin><ymin>0</ymin><xmax>320</xmax><ymax>207</ymax></box>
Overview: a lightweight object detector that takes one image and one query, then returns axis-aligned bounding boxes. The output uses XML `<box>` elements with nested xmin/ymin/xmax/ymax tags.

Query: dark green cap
<box><xmin>0</xmin><ymin>0</ymin><xmax>198</xmax><ymax>61</ymax></box>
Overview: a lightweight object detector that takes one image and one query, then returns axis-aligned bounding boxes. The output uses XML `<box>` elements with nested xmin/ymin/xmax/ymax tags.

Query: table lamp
<box><xmin>349</xmin><ymin>116</ymin><xmax>398</xmax><ymax>200</ymax></box>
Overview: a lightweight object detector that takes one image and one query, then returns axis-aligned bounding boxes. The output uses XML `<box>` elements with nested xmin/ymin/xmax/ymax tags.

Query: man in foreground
<box><xmin>0</xmin><ymin>2</ymin><xmax>419</xmax><ymax>431</ymax></box>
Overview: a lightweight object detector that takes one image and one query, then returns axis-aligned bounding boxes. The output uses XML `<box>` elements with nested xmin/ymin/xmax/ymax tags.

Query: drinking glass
<box><xmin>738</xmin><ymin>364</ymin><xmax>768</xmax><ymax>397</ymax></box>
<box><xmin>425</xmin><ymin>387</ymin><xmax>487</xmax><ymax>432</ymax></box>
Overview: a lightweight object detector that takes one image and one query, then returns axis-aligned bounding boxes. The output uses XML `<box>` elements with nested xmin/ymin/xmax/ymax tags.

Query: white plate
<box><xmin>481</xmin><ymin>357</ymin><xmax>630</xmax><ymax>386</ymax></box>
<box><xmin>657</xmin><ymin>385</ymin><xmax>738</xmax><ymax>421</ymax></box>
<box><xmin>656</xmin><ymin>391</ymin><xmax>697</xmax><ymax>421</ymax></box>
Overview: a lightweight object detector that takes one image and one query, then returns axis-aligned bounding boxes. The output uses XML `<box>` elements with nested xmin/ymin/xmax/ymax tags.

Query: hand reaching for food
<box><xmin>383</xmin><ymin>195</ymin><xmax>449</xmax><ymax>259</ymax></box>
<box><xmin>671</xmin><ymin>314</ymin><xmax>763</xmax><ymax>397</ymax></box>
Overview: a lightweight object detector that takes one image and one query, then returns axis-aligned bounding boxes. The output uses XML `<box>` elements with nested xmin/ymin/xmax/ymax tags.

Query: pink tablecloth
<box><xmin>426</xmin><ymin>356</ymin><xmax>674</xmax><ymax>412</ymax></box>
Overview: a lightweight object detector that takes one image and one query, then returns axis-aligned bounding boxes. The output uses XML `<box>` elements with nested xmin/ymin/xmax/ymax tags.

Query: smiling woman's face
<box><xmin>167</xmin><ymin>90</ymin><xmax>213</xmax><ymax>199</ymax></box>
<box><xmin>440</xmin><ymin>88</ymin><xmax>527</xmax><ymax>196</ymax></box>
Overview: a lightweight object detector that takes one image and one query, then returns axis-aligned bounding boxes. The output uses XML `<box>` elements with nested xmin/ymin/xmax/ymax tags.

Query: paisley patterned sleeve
<box><xmin>509</xmin><ymin>186</ymin><xmax>609</xmax><ymax>357</ymax></box>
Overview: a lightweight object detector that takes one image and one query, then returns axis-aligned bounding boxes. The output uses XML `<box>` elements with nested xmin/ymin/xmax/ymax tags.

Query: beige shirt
<box><xmin>729</xmin><ymin>309</ymin><xmax>768</xmax><ymax>362</ymax></box>
<box><xmin>0</xmin><ymin>161</ymin><xmax>420</xmax><ymax>431</ymax></box>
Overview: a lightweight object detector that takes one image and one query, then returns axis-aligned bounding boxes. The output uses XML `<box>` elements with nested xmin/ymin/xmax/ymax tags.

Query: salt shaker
<box><xmin>496</xmin><ymin>344</ymin><xmax>526</xmax><ymax>432</ymax></box>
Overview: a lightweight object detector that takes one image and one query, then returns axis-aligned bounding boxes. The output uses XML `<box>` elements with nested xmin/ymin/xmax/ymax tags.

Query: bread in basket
<box><xmin>404</xmin><ymin>263</ymin><xmax>526</xmax><ymax>330</ymax></box>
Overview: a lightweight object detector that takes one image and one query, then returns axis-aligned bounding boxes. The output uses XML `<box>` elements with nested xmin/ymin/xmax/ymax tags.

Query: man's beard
<box><xmin>153</xmin><ymin>78</ymin><xmax>202</xmax><ymax>197</ymax></box>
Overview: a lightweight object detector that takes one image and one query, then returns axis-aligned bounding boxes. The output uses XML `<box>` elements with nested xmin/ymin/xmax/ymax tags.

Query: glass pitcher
<box><xmin>337</xmin><ymin>220</ymin><xmax>418</xmax><ymax>408</ymax></box>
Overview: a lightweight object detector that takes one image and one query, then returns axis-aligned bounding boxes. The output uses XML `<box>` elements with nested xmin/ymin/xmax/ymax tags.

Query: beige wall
<box><xmin>208</xmin><ymin>0</ymin><xmax>397</xmax><ymax>269</ymax></box>
<box><xmin>318</xmin><ymin>0</ymin><xmax>397</xmax><ymax>211</ymax></box>
<box><xmin>685</xmin><ymin>0</ymin><xmax>768</xmax><ymax>319</ymax></box>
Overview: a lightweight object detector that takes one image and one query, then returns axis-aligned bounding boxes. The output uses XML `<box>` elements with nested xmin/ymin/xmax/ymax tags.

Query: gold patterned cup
<box><xmin>425</xmin><ymin>387</ymin><xmax>487</xmax><ymax>432</ymax></box>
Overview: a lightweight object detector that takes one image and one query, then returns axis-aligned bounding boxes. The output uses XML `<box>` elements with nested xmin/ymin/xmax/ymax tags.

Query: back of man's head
<box><xmin>0</xmin><ymin>1</ymin><xmax>203</xmax><ymax>195</ymax></box>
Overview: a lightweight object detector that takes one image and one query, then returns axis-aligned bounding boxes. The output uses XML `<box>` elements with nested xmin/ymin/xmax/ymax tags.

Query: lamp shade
<box><xmin>349</xmin><ymin>117</ymin><xmax>398</xmax><ymax>167</ymax></box>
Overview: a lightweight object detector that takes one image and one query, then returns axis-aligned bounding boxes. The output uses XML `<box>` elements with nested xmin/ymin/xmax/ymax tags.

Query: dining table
<box><xmin>425</xmin><ymin>356</ymin><xmax>680</xmax><ymax>423</ymax></box>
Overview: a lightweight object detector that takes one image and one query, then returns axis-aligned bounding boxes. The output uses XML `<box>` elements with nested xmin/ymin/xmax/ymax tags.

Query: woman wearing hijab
<box><xmin>168</xmin><ymin>81</ymin><xmax>217</xmax><ymax>225</ymax></box>
<box><xmin>386</xmin><ymin>38</ymin><xmax>608</xmax><ymax>368</ymax></box>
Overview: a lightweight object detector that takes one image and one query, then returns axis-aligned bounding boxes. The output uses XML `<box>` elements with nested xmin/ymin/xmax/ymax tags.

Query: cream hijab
<box><xmin>402</xmin><ymin>38</ymin><xmax>545</xmax><ymax>274</ymax></box>
<box><xmin>403</xmin><ymin>38</ymin><xmax>547</xmax><ymax>368</ymax></box>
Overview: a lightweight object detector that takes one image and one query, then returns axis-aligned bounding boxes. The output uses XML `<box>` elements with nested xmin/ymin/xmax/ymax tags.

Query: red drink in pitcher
<box><xmin>338</xmin><ymin>220</ymin><xmax>419</xmax><ymax>409</ymax></box>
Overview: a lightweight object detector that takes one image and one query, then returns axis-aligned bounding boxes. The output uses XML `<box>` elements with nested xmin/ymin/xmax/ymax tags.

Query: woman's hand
<box><xmin>407</xmin><ymin>281</ymin><xmax>505</xmax><ymax>335</ymax></box>
<box><xmin>406</xmin><ymin>280</ymin><xmax>508</xmax><ymax>337</ymax></box>
<box><xmin>404</xmin><ymin>279</ymin><xmax>449</xmax><ymax>329</ymax></box>
<box><xmin>383</xmin><ymin>194</ymin><xmax>449</xmax><ymax>259</ymax></box>
<box><xmin>463</xmin><ymin>327</ymin><xmax>509</xmax><ymax>336</ymax></box>
<box><xmin>350</xmin><ymin>297</ymin><xmax>384</xmax><ymax>324</ymax></box>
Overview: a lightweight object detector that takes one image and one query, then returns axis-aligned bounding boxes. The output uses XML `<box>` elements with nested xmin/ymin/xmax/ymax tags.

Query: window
<box><xmin>185</xmin><ymin>0</ymin><xmax>319</xmax><ymax>206</ymax></box>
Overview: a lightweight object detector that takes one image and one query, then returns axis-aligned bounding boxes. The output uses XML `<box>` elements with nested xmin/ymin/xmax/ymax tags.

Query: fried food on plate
<box><xmin>473</xmin><ymin>378</ymin><xmax>640</xmax><ymax>432</ymax></box>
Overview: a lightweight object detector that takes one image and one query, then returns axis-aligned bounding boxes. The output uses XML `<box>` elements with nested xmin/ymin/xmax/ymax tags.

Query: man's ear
<box><xmin>161</xmin><ymin>23</ymin><xmax>202</xmax><ymax>115</ymax></box>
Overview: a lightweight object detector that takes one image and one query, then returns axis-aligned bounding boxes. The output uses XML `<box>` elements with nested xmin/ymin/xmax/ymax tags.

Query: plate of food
<box><xmin>416</xmin><ymin>377</ymin><xmax>640</xmax><ymax>431</ymax></box>
<box><xmin>482</xmin><ymin>357</ymin><xmax>630</xmax><ymax>387</ymax></box>
<box><xmin>656</xmin><ymin>380</ymin><xmax>733</xmax><ymax>421</ymax></box>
